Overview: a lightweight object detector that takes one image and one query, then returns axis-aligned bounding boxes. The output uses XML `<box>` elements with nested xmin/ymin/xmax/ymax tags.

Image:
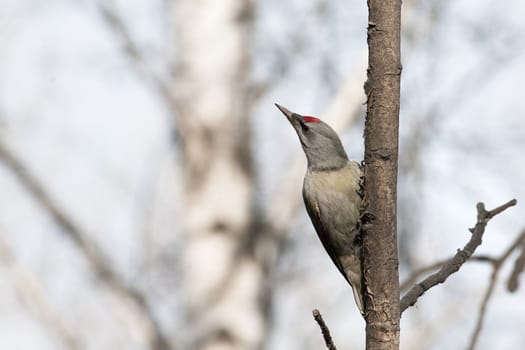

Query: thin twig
<box><xmin>400</xmin><ymin>199</ymin><xmax>517</xmax><ymax>313</ymax></box>
<box><xmin>312</xmin><ymin>309</ymin><xmax>337</xmax><ymax>350</ymax></box>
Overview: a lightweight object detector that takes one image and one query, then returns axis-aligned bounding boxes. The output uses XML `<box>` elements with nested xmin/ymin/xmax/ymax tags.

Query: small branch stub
<box><xmin>312</xmin><ymin>309</ymin><xmax>337</xmax><ymax>350</ymax></box>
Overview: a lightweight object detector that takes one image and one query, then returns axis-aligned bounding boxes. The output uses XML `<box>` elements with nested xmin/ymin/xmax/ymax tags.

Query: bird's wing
<box><xmin>302</xmin><ymin>190</ymin><xmax>350</xmax><ymax>284</ymax></box>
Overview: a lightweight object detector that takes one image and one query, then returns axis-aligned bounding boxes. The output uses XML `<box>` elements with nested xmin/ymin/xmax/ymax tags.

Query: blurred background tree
<box><xmin>0</xmin><ymin>0</ymin><xmax>524</xmax><ymax>350</ymax></box>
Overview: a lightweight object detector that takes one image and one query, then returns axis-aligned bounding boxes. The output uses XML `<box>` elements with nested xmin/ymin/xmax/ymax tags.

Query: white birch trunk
<box><xmin>172</xmin><ymin>1</ymin><xmax>264</xmax><ymax>350</ymax></box>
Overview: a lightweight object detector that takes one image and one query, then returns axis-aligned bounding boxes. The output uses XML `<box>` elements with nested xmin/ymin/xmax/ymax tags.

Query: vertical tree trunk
<box><xmin>172</xmin><ymin>1</ymin><xmax>265</xmax><ymax>350</ymax></box>
<box><xmin>362</xmin><ymin>1</ymin><xmax>402</xmax><ymax>349</ymax></box>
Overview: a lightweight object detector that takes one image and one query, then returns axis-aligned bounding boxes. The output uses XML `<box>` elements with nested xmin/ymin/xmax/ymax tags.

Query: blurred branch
<box><xmin>312</xmin><ymin>309</ymin><xmax>337</xmax><ymax>350</ymax></box>
<box><xmin>97</xmin><ymin>3</ymin><xmax>142</xmax><ymax>69</ymax></box>
<box><xmin>0</xmin><ymin>141</ymin><xmax>171</xmax><ymax>350</ymax></box>
<box><xmin>0</xmin><ymin>237</ymin><xmax>81</xmax><ymax>350</ymax></box>
<box><xmin>96</xmin><ymin>3</ymin><xmax>176</xmax><ymax>121</ymax></box>
<box><xmin>467</xmin><ymin>228</ymin><xmax>525</xmax><ymax>350</ymax></box>
<box><xmin>507</xmin><ymin>232</ymin><xmax>525</xmax><ymax>292</ymax></box>
<box><xmin>249</xmin><ymin>0</ymin><xmax>329</xmax><ymax>101</ymax></box>
<box><xmin>400</xmin><ymin>199</ymin><xmax>517</xmax><ymax>314</ymax></box>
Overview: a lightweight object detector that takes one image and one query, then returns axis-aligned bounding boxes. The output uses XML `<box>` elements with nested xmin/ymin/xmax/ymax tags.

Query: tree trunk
<box><xmin>362</xmin><ymin>0</ymin><xmax>402</xmax><ymax>349</ymax></box>
<box><xmin>172</xmin><ymin>1</ymin><xmax>265</xmax><ymax>350</ymax></box>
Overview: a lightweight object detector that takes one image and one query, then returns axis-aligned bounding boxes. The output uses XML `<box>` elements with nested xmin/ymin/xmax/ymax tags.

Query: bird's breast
<box><xmin>302</xmin><ymin>161</ymin><xmax>362</xmax><ymax>225</ymax></box>
<box><xmin>303</xmin><ymin>161</ymin><xmax>361</xmax><ymax>195</ymax></box>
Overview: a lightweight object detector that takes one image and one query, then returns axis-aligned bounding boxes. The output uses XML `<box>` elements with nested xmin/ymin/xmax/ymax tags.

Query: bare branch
<box><xmin>97</xmin><ymin>3</ymin><xmax>141</xmax><ymax>65</ymax></box>
<box><xmin>400</xmin><ymin>199</ymin><xmax>517</xmax><ymax>313</ymax></box>
<box><xmin>312</xmin><ymin>309</ymin><xmax>337</xmax><ymax>350</ymax></box>
<box><xmin>0</xmin><ymin>142</ymin><xmax>171</xmax><ymax>350</ymax></box>
<box><xmin>400</xmin><ymin>223</ymin><xmax>524</xmax><ymax>348</ymax></box>
<box><xmin>482</xmin><ymin>200</ymin><xmax>517</xmax><ymax>220</ymax></box>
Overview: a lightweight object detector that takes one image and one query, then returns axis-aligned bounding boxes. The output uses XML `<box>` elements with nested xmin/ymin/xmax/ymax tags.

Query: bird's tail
<box><xmin>350</xmin><ymin>278</ymin><xmax>365</xmax><ymax>316</ymax></box>
<box><xmin>342</xmin><ymin>255</ymin><xmax>365</xmax><ymax>316</ymax></box>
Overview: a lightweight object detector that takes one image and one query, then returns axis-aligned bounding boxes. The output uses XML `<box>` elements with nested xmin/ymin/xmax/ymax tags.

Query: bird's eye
<box><xmin>300</xmin><ymin>122</ymin><xmax>309</xmax><ymax>132</ymax></box>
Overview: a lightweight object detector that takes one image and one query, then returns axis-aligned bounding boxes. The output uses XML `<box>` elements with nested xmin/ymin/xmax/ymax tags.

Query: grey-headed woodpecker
<box><xmin>276</xmin><ymin>103</ymin><xmax>364</xmax><ymax>315</ymax></box>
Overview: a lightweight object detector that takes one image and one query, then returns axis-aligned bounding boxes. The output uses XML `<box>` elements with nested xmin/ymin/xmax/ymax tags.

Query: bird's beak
<box><xmin>275</xmin><ymin>103</ymin><xmax>302</xmax><ymax>128</ymax></box>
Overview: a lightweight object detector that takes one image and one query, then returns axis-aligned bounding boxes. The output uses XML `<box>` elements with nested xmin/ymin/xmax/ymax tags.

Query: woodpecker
<box><xmin>275</xmin><ymin>103</ymin><xmax>364</xmax><ymax>315</ymax></box>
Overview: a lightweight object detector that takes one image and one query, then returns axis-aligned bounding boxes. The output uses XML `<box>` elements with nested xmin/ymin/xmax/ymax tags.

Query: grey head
<box><xmin>275</xmin><ymin>103</ymin><xmax>348</xmax><ymax>171</ymax></box>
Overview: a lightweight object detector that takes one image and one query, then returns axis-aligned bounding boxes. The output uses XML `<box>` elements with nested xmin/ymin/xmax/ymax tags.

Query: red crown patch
<box><xmin>302</xmin><ymin>116</ymin><xmax>320</xmax><ymax>123</ymax></box>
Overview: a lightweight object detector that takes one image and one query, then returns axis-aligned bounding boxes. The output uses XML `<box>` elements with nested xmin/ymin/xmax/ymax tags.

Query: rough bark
<box><xmin>171</xmin><ymin>1</ymin><xmax>264</xmax><ymax>350</ymax></box>
<box><xmin>362</xmin><ymin>1</ymin><xmax>402</xmax><ymax>350</ymax></box>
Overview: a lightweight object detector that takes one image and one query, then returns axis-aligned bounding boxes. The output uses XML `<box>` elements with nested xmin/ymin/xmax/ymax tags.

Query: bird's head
<box><xmin>275</xmin><ymin>103</ymin><xmax>348</xmax><ymax>171</ymax></box>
